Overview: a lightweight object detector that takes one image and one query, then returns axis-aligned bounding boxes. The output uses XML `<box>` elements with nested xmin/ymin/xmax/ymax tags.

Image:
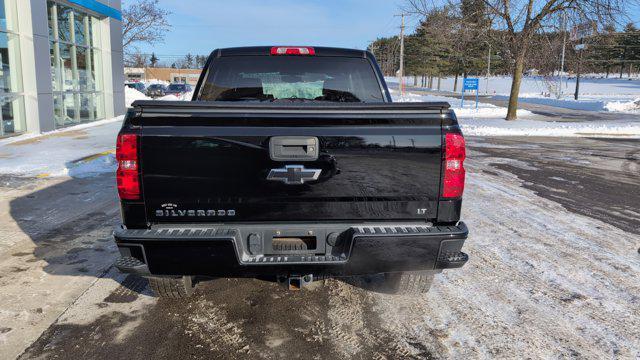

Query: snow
<box><xmin>157</xmin><ymin>90</ymin><xmax>195</xmax><ymax>101</ymax></box>
<box><xmin>0</xmin><ymin>116</ymin><xmax>123</xmax><ymax>147</ymax></box>
<box><xmin>458</xmin><ymin>118</ymin><xmax>640</xmax><ymax>138</ymax></box>
<box><xmin>373</xmin><ymin>149</ymin><xmax>640</xmax><ymax>358</ymax></box>
<box><xmin>391</xmin><ymin>89</ymin><xmax>534</xmax><ymax>119</ymax></box>
<box><xmin>604</xmin><ymin>98</ymin><xmax>640</xmax><ymax>113</ymax></box>
<box><xmin>125</xmin><ymin>86</ymin><xmax>150</xmax><ymax>108</ymax></box>
<box><xmin>0</xmin><ymin>117</ymin><xmax>123</xmax><ymax>178</ymax></box>
<box><xmin>142</xmin><ymin>79</ymin><xmax>170</xmax><ymax>87</ymax></box>
<box><xmin>391</xmin><ymin>88</ymin><xmax>640</xmax><ymax>138</ymax></box>
<box><xmin>387</xmin><ymin>75</ymin><xmax>640</xmax><ymax>113</ymax></box>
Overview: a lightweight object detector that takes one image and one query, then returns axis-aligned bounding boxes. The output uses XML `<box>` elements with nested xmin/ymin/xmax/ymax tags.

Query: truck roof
<box><xmin>213</xmin><ymin>46</ymin><xmax>371</xmax><ymax>58</ymax></box>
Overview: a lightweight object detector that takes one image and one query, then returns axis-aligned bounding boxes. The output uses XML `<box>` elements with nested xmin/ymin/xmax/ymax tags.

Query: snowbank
<box><xmin>604</xmin><ymin>98</ymin><xmax>640</xmax><ymax>113</ymax></box>
<box><xmin>142</xmin><ymin>79</ymin><xmax>169</xmax><ymax>87</ymax></box>
<box><xmin>0</xmin><ymin>116</ymin><xmax>124</xmax><ymax>147</ymax></box>
<box><xmin>460</xmin><ymin>118</ymin><xmax>640</xmax><ymax>138</ymax></box>
<box><xmin>391</xmin><ymin>89</ymin><xmax>533</xmax><ymax>118</ymax></box>
<box><xmin>387</xmin><ymin>75</ymin><xmax>640</xmax><ymax>113</ymax></box>
<box><xmin>0</xmin><ymin>116</ymin><xmax>123</xmax><ymax>177</ymax></box>
<box><xmin>391</xmin><ymin>89</ymin><xmax>640</xmax><ymax>138</ymax></box>
<box><xmin>157</xmin><ymin>90</ymin><xmax>195</xmax><ymax>101</ymax></box>
<box><xmin>125</xmin><ymin>86</ymin><xmax>150</xmax><ymax>107</ymax></box>
<box><xmin>387</xmin><ymin>75</ymin><xmax>640</xmax><ymax>98</ymax></box>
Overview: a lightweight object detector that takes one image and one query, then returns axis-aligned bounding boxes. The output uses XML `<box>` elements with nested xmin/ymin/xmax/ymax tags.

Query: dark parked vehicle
<box><xmin>145</xmin><ymin>84</ymin><xmax>167</xmax><ymax>98</ymax></box>
<box><xmin>125</xmin><ymin>82</ymin><xmax>146</xmax><ymax>93</ymax></box>
<box><xmin>114</xmin><ymin>46</ymin><xmax>468</xmax><ymax>298</ymax></box>
<box><xmin>164</xmin><ymin>83</ymin><xmax>193</xmax><ymax>97</ymax></box>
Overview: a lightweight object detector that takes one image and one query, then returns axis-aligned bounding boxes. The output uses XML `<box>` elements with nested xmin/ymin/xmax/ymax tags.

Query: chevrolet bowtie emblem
<box><xmin>267</xmin><ymin>165</ymin><xmax>321</xmax><ymax>185</ymax></box>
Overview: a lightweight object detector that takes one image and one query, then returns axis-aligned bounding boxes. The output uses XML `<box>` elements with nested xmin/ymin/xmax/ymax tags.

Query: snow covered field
<box><xmin>391</xmin><ymin>89</ymin><xmax>640</xmax><ymax>138</ymax></box>
<box><xmin>388</xmin><ymin>76</ymin><xmax>640</xmax><ymax>113</ymax></box>
<box><xmin>391</xmin><ymin>90</ymin><xmax>534</xmax><ymax>119</ymax></box>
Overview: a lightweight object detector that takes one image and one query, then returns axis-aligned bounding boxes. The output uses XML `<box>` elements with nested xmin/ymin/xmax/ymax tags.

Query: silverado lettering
<box><xmin>155</xmin><ymin>209</ymin><xmax>236</xmax><ymax>217</ymax></box>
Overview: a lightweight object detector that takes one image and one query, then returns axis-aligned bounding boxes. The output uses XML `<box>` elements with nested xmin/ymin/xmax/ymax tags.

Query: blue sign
<box><xmin>461</xmin><ymin>78</ymin><xmax>480</xmax><ymax>109</ymax></box>
<box><xmin>463</xmin><ymin>78</ymin><xmax>479</xmax><ymax>91</ymax></box>
<box><xmin>68</xmin><ymin>0</ymin><xmax>122</xmax><ymax>21</ymax></box>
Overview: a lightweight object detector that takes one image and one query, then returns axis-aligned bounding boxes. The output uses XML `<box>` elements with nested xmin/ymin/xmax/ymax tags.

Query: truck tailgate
<box><xmin>134</xmin><ymin>102</ymin><xmax>447</xmax><ymax>223</ymax></box>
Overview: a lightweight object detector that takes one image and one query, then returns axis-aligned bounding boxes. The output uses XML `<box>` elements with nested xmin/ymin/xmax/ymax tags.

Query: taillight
<box><xmin>270</xmin><ymin>46</ymin><xmax>315</xmax><ymax>55</ymax></box>
<box><xmin>442</xmin><ymin>133</ymin><xmax>466</xmax><ymax>198</ymax></box>
<box><xmin>116</xmin><ymin>133</ymin><xmax>140</xmax><ymax>200</ymax></box>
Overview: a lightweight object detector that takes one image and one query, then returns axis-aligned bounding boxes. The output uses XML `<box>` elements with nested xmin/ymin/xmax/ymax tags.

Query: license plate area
<box><xmin>263</xmin><ymin>229</ymin><xmax>326</xmax><ymax>255</ymax></box>
<box><xmin>272</xmin><ymin>236</ymin><xmax>317</xmax><ymax>252</ymax></box>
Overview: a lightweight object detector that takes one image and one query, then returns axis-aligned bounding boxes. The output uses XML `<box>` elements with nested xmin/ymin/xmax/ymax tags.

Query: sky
<box><xmin>127</xmin><ymin>0</ymin><xmax>640</xmax><ymax>64</ymax></box>
<box><xmin>129</xmin><ymin>0</ymin><xmax>412</xmax><ymax>63</ymax></box>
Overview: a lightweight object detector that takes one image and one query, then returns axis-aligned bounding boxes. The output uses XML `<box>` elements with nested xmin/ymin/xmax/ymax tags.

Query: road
<box><xmin>0</xmin><ymin>136</ymin><xmax>639</xmax><ymax>359</ymax></box>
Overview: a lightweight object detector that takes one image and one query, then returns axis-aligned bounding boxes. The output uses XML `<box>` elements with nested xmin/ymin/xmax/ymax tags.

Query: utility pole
<box><xmin>559</xmin><ymin>12</ymin><xmax>567</xmax><ymax>99</ymax></box>
<box><xmin>395</xmin><ymin>13</ymin><xmax>406</xmax><ymax>96</ymax></box>
<box><xmin>574</xmin><ymin>44</ymin><xmax>585</xmax><ymax>100</ymax></box>
<box><xmin>486</xmin><ymin>43</ymin><xmax>491</xmax><ymax>94</ymax></box>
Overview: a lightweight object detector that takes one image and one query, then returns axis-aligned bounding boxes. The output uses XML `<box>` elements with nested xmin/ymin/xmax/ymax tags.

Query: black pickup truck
<box><xmin>114</xmin><ymin>46</ymin><xmax>468</xmax><ymax>298</ymax></box>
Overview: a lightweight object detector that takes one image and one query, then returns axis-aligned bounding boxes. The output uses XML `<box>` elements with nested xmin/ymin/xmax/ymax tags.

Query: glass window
<box><xmin>1</xmin><ymin>95</ymin><xmax>25</xmax><ymax>136</ymax></box>
<box><xmin>57</xmin><ymin>4</ymin><xmax>73</xmax><ymax>43</ymax></box>
<box><xmin>47</xmin><ymin>1</ymin><xmax>56</xmax><ymax>40</ymax></box>
<box><xmin>93</xmin><ymin>93</ymin><xmax>104</xmax><ymax>119</ymax></box>
<box><xmin>53</xmin><ymin>94</ymin><xmax>64</xmax><ymax>127</ymax></box>
<box><xmin>48</xmin><ymin>1</ymin><xmax>105</xmax><ymax>128</ymax></box>
<box><xmin>199</xmin><ymin>56</ymin><xmax>384</xmax><ymax>102</ymax></box>
<box><xmin>49</xmin><ymin>41</ymin><xmax>59</xmax><ymax>91</ymax></box>
<box><xmin>0</xmin><ymin>1</ymin><xmax>25</xmax><ymax>137</ymax></box>
<box><xmin>1</xmin><ymin>0</ymin><xmax>18</xmax><ymax>32</ymax></box>
<box><xmin>58</xmin><ymin>42</ymin><xmax>73</xmax><ymax>91</ymax></box>
<box><xmin>73</xmin><ymin>10</ymin><xmax>87</xmax><ymax>46</ymax></box>
<box><xmin>0</xmin><ymin>0</ymin><xmax>7</xmax><ymax>31</ymax></box>
<box><xmin>91</xmin><ymin>48</ymin><xmax>102</xmax><ymax>90</ymax></box>
<box><xmin>0</xmin><ymin>31</ymin><xmax>22</xmax><ymax>93</ymax></box>
<box><xmin>76</xmin><ymin>45</ymin><xmax>88</xmax><ymax>90</ymax></box>
<box><xmin>90</xmin><ymin>16</ymin><xmax>101</xmax><ymax>48</ymax></box>
<box><xmin>64</xmin><ymin>93</ymin><xmax>78</xmax><ymax>125</ymax></box>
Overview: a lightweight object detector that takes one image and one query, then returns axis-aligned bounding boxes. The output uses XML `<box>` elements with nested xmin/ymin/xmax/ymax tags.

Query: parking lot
<box><xmin>1</xmin><ymin>136</ymin><xmax>639</xmax><ymax>359</ymax></box>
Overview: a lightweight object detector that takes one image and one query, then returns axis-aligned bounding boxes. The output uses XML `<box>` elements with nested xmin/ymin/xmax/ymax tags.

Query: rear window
<box><xmin>198</xmin><ymin>56</ymin><xmax>384</xmax><ymax>102</ymax></box>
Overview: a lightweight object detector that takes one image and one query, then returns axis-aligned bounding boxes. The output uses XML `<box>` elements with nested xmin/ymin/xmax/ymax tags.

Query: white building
<box><xmin>1</xmin><ymin>0</ymin><xmax>124</xmax><ymax>137</ymax></box>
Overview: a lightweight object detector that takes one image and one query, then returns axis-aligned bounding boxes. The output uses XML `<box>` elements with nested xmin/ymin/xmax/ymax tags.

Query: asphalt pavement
<box><xmin>1</xmin><ymin>136</ymin><xmax>639</xmax><ymax>359</ymax></box>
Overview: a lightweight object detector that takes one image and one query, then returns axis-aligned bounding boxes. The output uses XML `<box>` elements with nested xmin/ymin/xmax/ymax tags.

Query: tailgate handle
<box><xmin>270</xmin><ymin>136</ymin><xmax>319</xmax><ymax>161</ymax></box>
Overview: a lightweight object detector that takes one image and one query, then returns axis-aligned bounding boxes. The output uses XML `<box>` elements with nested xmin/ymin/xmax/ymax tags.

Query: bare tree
<box><xmin>122</xmin><ymin>0</ymin><xmax>171</xmax><ymax>53</ymax></box>
<box><xmin>406</xmin><ymin>0</ymin><xmax>634</xmax><ymax>120</ymax></box>
<box><xmin>130</xmin><ymin>53</ymin><xmax>148</xmax><ymax>68</ymax></box>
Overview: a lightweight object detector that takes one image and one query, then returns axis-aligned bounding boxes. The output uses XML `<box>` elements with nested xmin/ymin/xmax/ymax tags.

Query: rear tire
<box><xmin>148</xmin><ymin>276</ymin><xmax>195</xmax><ymax>299</ymax></box>
<box><xmin>383</xmin><ymin>271</ymin><xmax>435</xmax><ymax>295</ymax></box>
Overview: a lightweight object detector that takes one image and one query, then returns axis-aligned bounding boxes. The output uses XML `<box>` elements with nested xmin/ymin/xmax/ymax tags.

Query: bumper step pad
<box><xmin>114</xmin><ymin>256</ymin><xmax>150</xmax><ymax>275</ymax></box>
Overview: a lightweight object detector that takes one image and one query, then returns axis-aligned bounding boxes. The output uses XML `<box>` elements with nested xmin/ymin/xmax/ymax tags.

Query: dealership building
<box><xmin>1</xmin><ymin>0</ymin><xmax>124</xmax><ymax>137</ymax></box>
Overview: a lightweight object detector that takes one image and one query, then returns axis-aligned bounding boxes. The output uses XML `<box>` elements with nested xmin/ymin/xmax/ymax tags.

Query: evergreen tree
<box><xmin>184</xmin><ymin>53</ymin><xmax>195</xmax><ymax>69</ymax></box>
<box><xmin>620</xmin><ymin>23</ymin><xmax>640</xmax><ymax>76</ymax></box>
<box><xmin>150</xmin><ymin>53</ymin><xmax>159</xmax><ymax>68</ymax></box>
